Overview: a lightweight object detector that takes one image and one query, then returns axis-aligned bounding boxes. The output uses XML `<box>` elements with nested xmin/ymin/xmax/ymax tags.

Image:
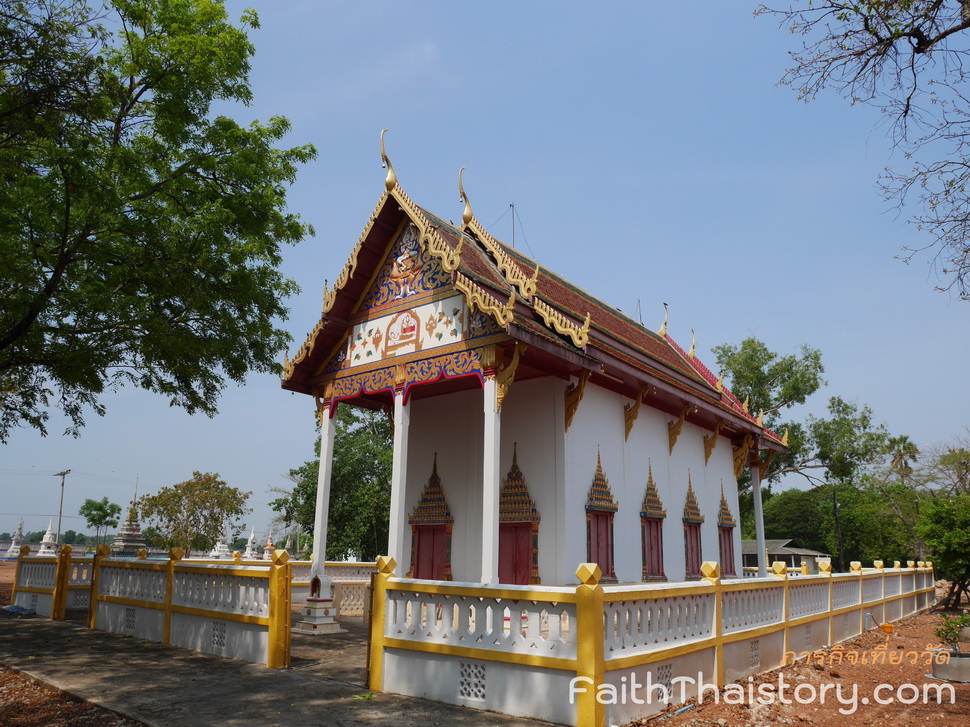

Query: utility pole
<box><xmin>53</xmin><ymin>470</ymin><xmax>70</xmax><ymax>545</ymax></box>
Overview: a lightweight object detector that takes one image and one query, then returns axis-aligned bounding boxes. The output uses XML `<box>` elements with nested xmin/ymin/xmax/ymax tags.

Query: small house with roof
<box><xmin>282</xmin><ymin>136</ymin><xmax>786</xmax><ymax>592</ymax></box>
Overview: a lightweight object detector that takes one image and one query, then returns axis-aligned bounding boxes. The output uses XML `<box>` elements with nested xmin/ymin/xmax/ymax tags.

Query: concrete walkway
<box><xmin>0</xmin><ymin>611</ymin><xmax>558</xmax><ymax>727</ymax></box>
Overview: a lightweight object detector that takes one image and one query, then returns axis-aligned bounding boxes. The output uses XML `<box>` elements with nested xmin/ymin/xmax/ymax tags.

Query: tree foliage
<box><xmin>917</xmin><ymin>493</ymin><xmax>970</xmax><ymax>607</ymax></box>
<box><xmin>0</xmin><ymin>0</ymin><xmax>316</xmax><ymax>442</ymax></box>
<box><xmin>272</xmin><ymin>405</ymin><xmax>393</xmax><ymax>561</ymax></box>
<box><xmin>759</xmin><ymin>1</ymin><xmax>970</xmax><ymax>300</ymax></box>
<box><xmin>78</xmin><ymin>495</ymin><xmax>120</xmax><ymax>545</ymax></box>
<box><xmin>138</xmin><ymin>471</ymin><xmax>250</xmax><ymax>556</ymax></box>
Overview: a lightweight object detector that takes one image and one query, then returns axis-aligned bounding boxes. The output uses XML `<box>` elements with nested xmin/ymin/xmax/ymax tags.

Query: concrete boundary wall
<box><xmin>11</xmin><ymin>546</ymin><xmax>92</xmax><ymax>618</ymax></box>
<box><xmin>369</xmin><ymin>557</ymin><xmax>937</xmax><ymax>727</ymax></box>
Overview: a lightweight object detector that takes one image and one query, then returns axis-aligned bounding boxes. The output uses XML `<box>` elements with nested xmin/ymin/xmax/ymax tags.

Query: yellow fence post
<box><xmin>267</xmin><ymin>549</ymin><xmax>291</xmax><ymax>669</ymax></box>
<box><xmin>87</xmin><ymin>544</ymin><xmax>110</xmax><ymax>629</ymax></box>
<box><xmin>51</xmin><ymin>544</ymin><xmax>72</xmax><ymax>620</ymax></box>
<box><xmin>819</xmin><ymin>560</ymin><xmax>833</xmax><ymax>645</ymax></box>
<box><xmin>368</xmin><ymin>556</ymin><xmax>396</xmax><ymax>692</ymax></box>
<box><xmin>10</xmin><ymin>545</ymin><xmax>29</xmax><ymax>605</ymax></box>
<box><xmin>850</xmin><ymin>561</ymin><xmax>863</xmax><ymax>634</ymax></box>
<box><xmin>163</xmin><ymin>547</ymin><xmax>184</xmax><ymax>644</ymax></box>
<box><xmin>702</xmin><ymin>562</ymin><xmax>722</xmax><ymax>687</ymax></box>
<box><xmin>771</xmin><ymin>561</ymin><xmax>789</xmax><ymax>655</ymax></box>
<box><xmin>575</xmin><ymin>563</ymin><xmax>605</xmax><ymax>727</ymax></box>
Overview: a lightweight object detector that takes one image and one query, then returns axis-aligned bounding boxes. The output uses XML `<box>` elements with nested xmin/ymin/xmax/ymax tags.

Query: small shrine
<box><xmin>4</xmin><ymin>520</ymin><xmax>24</xmax><ymax>558</ymax></box>
<box><xmin>36</xmin><ymin>519</ymin><xmax>57</xmax><ymax>556</ymax></box>
<box><xmin>110</xmin><ymin>498</ymin><xmax>147</xmax><ymax>557</ymax></box>
<box><xmin>207</xmin><ymin>523</ymin><xmax>232</xmax><ymax>559</ymax></box>
<box><xmin>242</xmin><ymin>526</ymin><xmax>259</xmax><ymax>559</ymax></box>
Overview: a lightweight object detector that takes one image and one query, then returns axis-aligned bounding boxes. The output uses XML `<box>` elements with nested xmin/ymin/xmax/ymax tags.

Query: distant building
<box><xmin>741</xmin><ymin>538</ymin><xmax>829</xmax><ymax>573</ymax></box>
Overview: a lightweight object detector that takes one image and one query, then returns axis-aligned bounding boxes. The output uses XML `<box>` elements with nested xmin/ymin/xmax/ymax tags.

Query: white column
<box><xmin>750</xmin><ymin>452</ymin><xmax>767</xmax><ymax>577</ymax></box>
<box><xmin>387</xmin><ymin>391</ymin><xmax>410</xmax><ymax>568</ymax></box>
<box><xmin>481</xmin><ymin>377</ymin><xmax>501</xmax><ymax>584</ymax></box>
<box><xmin>311</xmin><ymin>406</ymin><xmax>337</xmax><ymax>589</ymax></box>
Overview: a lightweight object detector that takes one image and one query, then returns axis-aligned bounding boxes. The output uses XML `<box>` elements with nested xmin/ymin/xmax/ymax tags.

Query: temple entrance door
<box><xmin>498</xmin><ymin>522</ymin><xmax>532</xmax><ymax>585</ymax></box>
<box><xmin>413</xmin><ymin>524</ymin><xmax>447</xmax><ymax>580</ymax></box>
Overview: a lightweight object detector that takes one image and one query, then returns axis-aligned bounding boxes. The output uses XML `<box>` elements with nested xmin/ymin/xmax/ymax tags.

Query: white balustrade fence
<box><xmin>602</xmin><ymin>585</ymin><xmax>714</xmax><ymax>660</ymax></box>
<box><xmin>722</xmin><ymin>581</ymin><xmax>784</xmax><ymax>634</ymax></box>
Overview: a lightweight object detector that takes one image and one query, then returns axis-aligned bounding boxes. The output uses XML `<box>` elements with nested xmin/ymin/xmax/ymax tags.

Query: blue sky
<box><xmin>2</xmin><ymin>2</ymin><xmax>967</xmax><ymax>540</ymax></box>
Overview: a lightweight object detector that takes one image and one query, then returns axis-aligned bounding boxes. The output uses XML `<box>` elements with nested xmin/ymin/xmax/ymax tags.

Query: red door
<box><xmin>499</xmin><ymin>522</ymin><xmax>532</xmax><ymax>585</ymax></box>
<box><xmin>413</xmin><ymin>524</ymin><xmax>447</xmax><ymax>580</ymax></box>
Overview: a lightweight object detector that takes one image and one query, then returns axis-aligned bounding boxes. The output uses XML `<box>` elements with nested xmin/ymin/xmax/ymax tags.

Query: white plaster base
<box><xmin>295</xmin><ymin>596</ymin><xmax>344</xmax><ymax>634</ymax></box>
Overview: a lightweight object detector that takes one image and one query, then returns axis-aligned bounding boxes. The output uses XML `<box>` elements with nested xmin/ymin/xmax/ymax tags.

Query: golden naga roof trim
<box><xmin>495</xmin><ymin>342</ymin><xmax>527</xmax><ymax>413</ymax></box>
<box><xmin>534</xmin><ymin>297</ymin><xmax>590</xmax><ymax>349</ymax></box>
<box><xmin>564</xmin><ymin>370</ymin><xmax>591</xmax><ymax>432</ymax></box>
<box><xmin>703</xmin><ymin>418</ymin><xmax>725</xmax><ymax>465</ymax></box>
<box><xmin>455</xmin><ymin>271</ymin><xmax>515</xmax><ymax>326</ymax></box>
<box><xmin>458</xmin><ymin>170</ymin><xmax>540</xmax><ymax>301</ymax></box>
<box><xmin>283</xmin><ymin>317</ymin><xmax>325</xmax><ymax>381</ymax></box>
<box><xmin>623</xmin><ymin>385</ymin><xmax>649</xmax><ymax>442</ymax></box>
<box><xmin>667</xmin><ymin>403</ymin><xmax>692</xmax><ymax>454</ymax></box>
<box><xmin>380</xmin><ymin>128</ymin><xmax>397</xmax><ymax>191</ymax></box>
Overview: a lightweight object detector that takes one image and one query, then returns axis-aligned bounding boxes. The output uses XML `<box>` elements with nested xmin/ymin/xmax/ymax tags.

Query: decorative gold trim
<box><xmin>688</xmin><ymin>329</ymin><xmax>696</xmax><ymax>358</ymax></box>
<box><xmin>564</xmin><ymin>370</ymin><xmax>591</xmax><ymax>432</ymax></box>
<box><xmin>623</xmin><ymin>386</ymin><xmax>649</xmax><ymax>442</ymax></box>
<box><xmin>324</xmin><ymin>192</ymin><xmax>389</xmax><ymax>315</ymax></box>
<box><xmin>380</xmin><ymin>129</ymin><xmax>397</xmax><ymax>192</ymax></box>
<box><xmin>782</xmin><ymin>428</ymin><xmax>790</xmax><ymax>447</ymax></box>
<box><xmin>717</xmin><ymin>482</ymin><xmax>736</xmax><ymax>528</ymax></box>
<box><xmin>756</xmin><ymin>410</ymin><xmax>765</xmax><ymax>427</ymax></box>
<box><xmin>534</xmin><ymin>297</ymin><xmax>590</xmax><ymax>348</ymax></box>
<box><xmin>496</xmin><ymin>342</ymin><xmax>527</xmax><ymax>412</ymax></box>
<box><xmin>467</xmin><ymin>221</ymin><xmax>540</xmax><ymax>301</ymax></box>
<box><xmin>716</xmin><ymin>371</ymin><xmax>725</xmax><ymax>393</ymax></box>
<box><xmin>667</xmin><ymin>403</ymin><xmax>691</xmax><ymax>454</ymax></box>
<box><xmin>388</xmin><ymin>186</ymin><xmax>462</xmax><ymax>274</ymax></box>
<box><xmin>732</xmin><ymin>433</ymin><xmax>755</xmax><ymax>481</ymax></box>
<box><xmin>454</xmin><ymin>272</ymin><xmax>515</xmax><ymax>326</ymax></box>
<box><xmin>658</xmin><ymin>303</ymin><xmax>668</xmax><ymax>337</ymax></box>
<box><xmin>758</xmin><ymin>450</ymin><xmax>773</xmax><ymax>480</ymax></box>
<box><xmin>703</xmin><ymin>419</ymin><xmax>725</xmax><ymax>465</ymax></box>
<box><xmin>459</xmin><ymin>167</ymin><xmax>473</xmax><ymax>227</ymax></box>
<box><xmin>742</xmin><ymin>396</ymin><xmax>750</xmax><ymax>414</ymax></box>
<box><xmin>283</xmin><ymin>317</ymin><xmax>326</xmax><ymax>381</ymax></box>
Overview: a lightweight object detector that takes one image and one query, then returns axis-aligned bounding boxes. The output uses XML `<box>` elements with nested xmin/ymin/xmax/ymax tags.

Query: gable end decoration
<box><xmin>455</xmin><ymin>272</ymin><xmax>515</xmax><ymax>327</ymax></box>
<box><xmin>534</xmin><ymin>297</ymin><xmax>590</xmax><ymax>349</ymax></box>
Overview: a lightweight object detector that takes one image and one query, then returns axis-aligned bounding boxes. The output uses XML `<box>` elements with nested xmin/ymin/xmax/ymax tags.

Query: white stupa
<box><xmin>4</xmin><ymin>519</ymin><xmax>24</xmax><ymax>558</ymax></box>
<box><xmin>37</xmin><ymin>519</ymin><xmax>57</xmax><ymax>556</ymax></box>
<box><xmin>284</xmin><ymin>532</ymin><xmax>293</xmax><ymax>553</ymax></box>
<box><xmin>263</xmin><ymin>529</ymin><xmax>275</xmax><ymax>560</ymax></box>
<box><xmin>242</xmin><ymin>526</ymin><xmax>258</xmax><ymax>559</ymax></box>
<box><xmin>208</xmin><ymin>522</ymin><xmax>232</xmax><ymax>559</ymax></box>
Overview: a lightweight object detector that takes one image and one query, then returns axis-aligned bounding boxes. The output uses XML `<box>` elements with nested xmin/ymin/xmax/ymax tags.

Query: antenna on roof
<box><xmin>510</xmin><ymin>203</ymin><xmax>515</xmax><ymax>249</ymax></box>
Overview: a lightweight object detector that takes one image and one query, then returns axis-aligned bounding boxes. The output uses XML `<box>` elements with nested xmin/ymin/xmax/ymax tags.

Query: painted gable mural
<box><xmin>318</xmin><ymin>220</ymin><xmax>507</xmax><ymax>397</ymax></box>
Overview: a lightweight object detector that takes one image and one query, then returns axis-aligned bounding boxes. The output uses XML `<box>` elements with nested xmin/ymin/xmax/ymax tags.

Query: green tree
<box><xmin>138</xmin><ymin>471</ymin><xmax>250</xmax><ymax>557</ymax></box>
<box><xmin>0</xmin><ymin>532</ymin><xmax>10</xmax><ymax>541</ymax></box>
<box><xmin>23</xmin><ymin>530</ymin><xmax>43</xmax><ymax>543</ymax></box>
<box><xmin>272</xmin><ymin>405</ymin><xmax>393</xmax><ymax>561</ymax></box>
<box><xmin>758</xmin><ymin>1</ymin><xmax>970</xmax><ymax>300</ymax></box>
<box><xmin>0</xmin><ymin>0</ymin><xmax>316</xmax><ymax>442</ymax></box>
<box><xmin>78</xmin><ymin>496</ymin><xmax>121</xmax><ymax>545</ymax></box>
<box><xmin>60</xmin><ymin>528</ymin><xmax>78</xmax><ymax>544</ymax></box>
<box><xmin>917</xmin><ymin>494</ymin><xmax>970</xmax><ymax>607</ymax></box>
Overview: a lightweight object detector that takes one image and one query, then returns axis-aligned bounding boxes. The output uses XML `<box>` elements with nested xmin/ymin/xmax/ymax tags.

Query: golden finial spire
<box><xmin>380</xmin><ymin>129</ymin><xmax>397</xmax><ymax>191</ymax></box>
<box><xmin>782</xmin><ymin>428</ymin><xmax>789</xmax><ymax>447</ymax></box>
<box><xmin>742</xmin><ymin>395</ymin><xmax>749</xmax><ymax>414</ymax></box>
<box><xmin>716</xmin><ymin>371</ymin><xmax>725</xmax><ymax>393</ymax></box>
<box><xmin>756</xmin><ymin>410</ymin><xmax>765</xmax><ymax>426</ymax></box>
<box><xmin>688</xmin><ymin>328</ymin><xmax>696</xmax><ymax>358</ymax></box>
<box><xmin>458</xmin><ymin>167</ymin><xmax>473</xmax><ymax>227</ymax></box>
<box><xmin>658</xmin><ymin>302</ymin><xmax>668</xmax><ymax>336</ymax></box>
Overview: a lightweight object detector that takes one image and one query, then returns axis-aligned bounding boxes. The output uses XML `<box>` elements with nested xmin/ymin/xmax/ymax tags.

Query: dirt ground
<box><xmin>2</xmin><ymin>563</ymin><xmax>968</xmax><ymax>727</ymax></box>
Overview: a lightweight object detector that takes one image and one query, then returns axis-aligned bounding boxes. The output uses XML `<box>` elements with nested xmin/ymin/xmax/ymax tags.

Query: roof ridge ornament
<box><xmin>380</xmin><ymin>129</ymin><xmax>397</xmax><ymax>191</ymax></box>
<box><xmin>459</xmin><ymin>167</ymin><xmax>473</xmax><ymax>227</ymax></box>
<box><xmin>688</xmin><ymin>329</ymin><xmax>696</xmax><ymax>358</ymax></box>
<box><xmin>659</xmin><ymin>303</ymin><xmax>668</xmax><ymax>336</ymax></box>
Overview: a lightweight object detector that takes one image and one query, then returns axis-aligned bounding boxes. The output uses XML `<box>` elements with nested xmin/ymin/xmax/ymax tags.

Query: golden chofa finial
<box><xmin>756</xmin><ymin>410</ymin><xmax>765</xmax><ymax>426</ymax></box>
<box><xmin>782</xmin><ymin>428</ymin><xmax>790</xmax><ymax>447</ymax></box>
<box><xmin>658</xmin><ymin>302</ymin><xmax>668</xmax><ymax>336</ymax></box>
<box><xmin>380</xmin><ymin>129</ymin><xmax>397</xmax><ymax>191</ymax></box>
<box><xmin>742</xmin><ymin>395</ymin><xmax>749</xmax><ymax>414</ymax></box>
<box><xmin>716</xmin><ymin>371</ymin><xmax>725</xmax><ymax>393</ymax></box>
<box><xmin>458</xmin><ymin>167</ymin><xmax>473</xmax><ymax>227</ymax></box>
<box><xmin>688</xmin><ymin>329</ymin><xmax>696</xmax><ymax>358</ymax></box>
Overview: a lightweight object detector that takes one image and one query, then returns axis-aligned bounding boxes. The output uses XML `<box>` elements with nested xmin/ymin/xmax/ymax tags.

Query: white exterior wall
<box><xmin>498</xmin><ymin>376</ymin><xmax>566</xmax><ymax>584</ymax></box>
<box><xmin>563</xmin><ymin>379</ymin><xmax>743</xmax><ymax>583</ymax></box>
<box><xmin>406</xmin><ymin>387</ymin><xmax>483</xmax><ymax>582</ymax></box>
<box><xmin>403</xmin><ymin>374</ymin><xmax>743</xmax><ymax>585</ymax></box>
